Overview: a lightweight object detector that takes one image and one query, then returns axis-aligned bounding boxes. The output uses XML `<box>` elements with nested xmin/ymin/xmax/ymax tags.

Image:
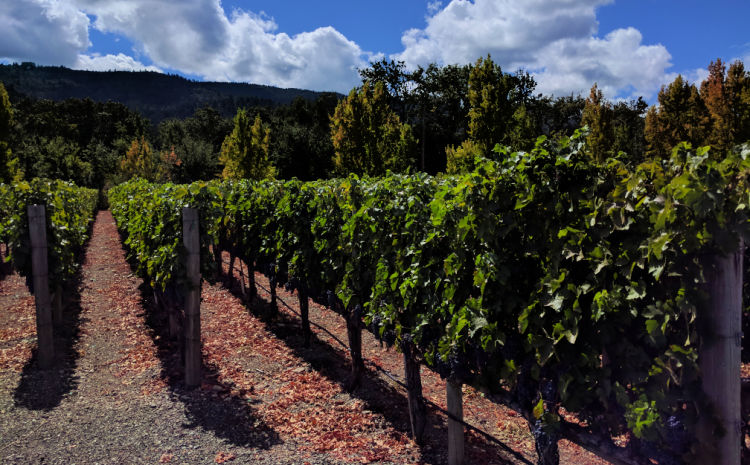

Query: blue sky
<box><xmin>2</xmin><ymin>1</ymin><xmax>749</xmax><ymax>101</ymax></box>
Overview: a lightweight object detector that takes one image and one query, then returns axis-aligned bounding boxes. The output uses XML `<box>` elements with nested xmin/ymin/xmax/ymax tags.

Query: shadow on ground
<box><xmin>11</xmin><ymin>213</ymin><xmax>101</xmax><ymax>410</ymax></box>
<box><xmin>13</xmin><ymin>267</ymin><xmax>84</xmax><ymax>410</ymax></box>
<box><xmin>134</xmin><ymin>279</ymin><xmax>281</xmax><ymax>450</ymax></box>
<box><xmin>218</xmin><ymin>261</ymin><xmax>517</xmax><ymax>465</ymax></box>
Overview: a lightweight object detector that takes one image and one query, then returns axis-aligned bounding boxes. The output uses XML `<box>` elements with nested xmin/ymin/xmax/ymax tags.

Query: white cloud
<box><xmin>0</xmin><ymin>0</ymin><xmax>710</xmax><ymax>98</ymax></box>
<box><xmin>427</xmin><ymin>1</ymin><xmax>444</xmax><ymax>15</ymax></box>
<box><xmin>74</xmin><ymin>53</ymin><xmax>161</xmax><ymax>72</ymax></box>
<box><xmin>532</xmin><ymin>27</ymin><xmax>672</xmax><ymax>99</ymax></box>
<box><xmin>0</xmin><ymin>0</ymin><xmax>368</xmax><ymax>93</ymax></box>
<box><xmin>395</xmin><ymin>0</ymin><xmax>676</xmax><ymax>100</ymax></box>
<box><xmin>0</xmin><ymin>0</ymin><xmax>90</xmax><ymax>65</ymax></box>
<box><xmin>70</xmin><ymin>0</ymin><xmax>368</xmax><ymax>92</ymax></box>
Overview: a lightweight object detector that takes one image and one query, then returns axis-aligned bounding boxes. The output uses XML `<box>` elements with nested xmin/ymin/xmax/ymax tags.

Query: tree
<box><xmin>445</xmin><ymin>139</ymin><xmax>482</xmax><ymax>174</ymax></box>
<box><xmin>158</xmin><ymin>111</ymin><xmax>225</xmax><ymax>183</ymax></box>
<box><xmin>466</xmin><ymin>55</ymin><xmax>516</xmax><ymax>152</ymax></box>
<box><xmin>580</xmin><ymin>83</ymin><xmax>614</xmax><ymax>162</ymax></box>
<box><xmin>416</xmin><ymin>64</ymin><xmax>471</xmax><ymax>172</ymax></box>
<box><xmin>725</xmin><ymin>60</ymin><xmax>750</xmax><ymax>145</ymax></box>
<box><xmin>121</xmin><ymin>136</ymin><xmax>157</xmax><ymax>181</ymax></box>
<box><xmin>157</xmin><ymin>146</ymin><xmax>182</xmax><ymax>182</ymax></box>
<box><xmin>611</xmin><ymin>97</ymin><xmax>648</xmax><ymax>162</ymax></box>
<box><xmin>330</xmin><ymin>81</ymin><xmax>416</xmax><ymax>176</ymax></box>
<box><xmin>0</xmin><ymin>82</ymin><xmax>20</xmax><ymax>183</ymax></box>
<box><xmin>220</xmin><ymin>109</ymin><xmax>274</xmax><ymax>180</ymax></box>
<box><xmin>358</xmin><ymin>59</ymin><xmax>412</xmax><ymax>120</ymax></box>
<box><xmin>700</xmin><ymin>59</ymin><xmax>750</xmax><ymax>152</ymax></box>
<box><xmin>644</xmin><ymin>75</ymin><xmax>710</xmax><ymax>158</ymax></box>
<box><xmin>268</xmin><ymin>95</ymin><xmax>337</xmax><ymax>180</ymax></box>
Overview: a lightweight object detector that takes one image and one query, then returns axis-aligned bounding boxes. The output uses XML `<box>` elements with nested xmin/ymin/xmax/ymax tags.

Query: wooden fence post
<box><xmin>28</xmin><ymin>205</ymin><xmax>55</xmax><ymax>369</ymax></box>
<box><xmin>183</xmin><ymin>207</ymin><xmax>201</xmax><ymax>388</ymax></box>
<box><xmin>697</xmin><ymin>244</ymin><xmax>742</xmax><ymax>465</ymax></box>
<box><xmin>447</xmin><ymin>379</ymin><xmax>464</xmax><ymax>465</ymax></box>
<box><xmin>345</xmin><ymin>304</ymin><xmax>365</xmax><ymax>391</ymax></box>
<box><xmin>403</xmin><ymin>341</ymin><xmax>427</xmax><ymax>443</ymax></box>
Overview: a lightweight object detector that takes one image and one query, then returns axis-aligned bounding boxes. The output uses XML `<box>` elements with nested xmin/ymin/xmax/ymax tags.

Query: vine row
<box><xmin>109</xmin><ymin>134</ymin><xmax>750</xmax><ymax>464</ymax></box>
<box><xmin>0</xmin><ymin>178</ymin><xmax>98</xmax><ymax>291</ymax></box>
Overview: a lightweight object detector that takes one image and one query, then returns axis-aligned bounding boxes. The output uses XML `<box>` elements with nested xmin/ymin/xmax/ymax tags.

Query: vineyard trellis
<box><xmin>107</xmin><ymin>134</ymin><xmax>750</xmax><ymax>465</ymax></box>
<box><xmin>0</xmin><ymin>179</ymin><xmax>98</xmax><ymax>368</ymax></box>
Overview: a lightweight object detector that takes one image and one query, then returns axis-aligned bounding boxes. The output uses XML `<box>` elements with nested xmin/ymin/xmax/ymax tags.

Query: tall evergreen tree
<box><xmin>580</xmin><ymin>83</ymin><xmax>614</xmax><ymax>162</ymax></box>
<box><xmin>467</xmin><ymin>55</ymin><xmax>515</xmax><ymax>152</ymax></box>
<box><xmin>330</xmin><ymin>81</ymin><xmax>416</xmax><ymax>176</ymax></box>
<box><xmin>220</xmin><ymin>109</ymin><xmax>274</xmax><ymax>180</ymax></box>
<box><xmin>645</xmin><ymin>75</ymin><xmax>710</xmax><ymax>158</ymax></box>
<box><xmin>701</xmin><ymin>59</ymin><xmax>734</xmax><ymax>152</ymax></box>
<box><xmin>120</xmin><ymin>136</ymin><xmax>156</xmax><ymax>181</ymax></box>
<box><xmin>725</xmin><ymin>60</ymin><xmax>750</xmax><ymax>145</ymax></box>
<box><xmin>0</xmin><ymin>82</ymin><xmax>20</xmax><ymax>183</ymax></box>
<box><xmin>701</xmin><ymin>59</ymin><xmax>750</xmax><ymax>152</ymax></box>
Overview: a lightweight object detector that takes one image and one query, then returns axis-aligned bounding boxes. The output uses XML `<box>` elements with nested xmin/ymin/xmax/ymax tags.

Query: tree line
<box><xmin>1</xmin><ymin>56</ymin><xmax>749</xmax><ymax>187</ymax></box>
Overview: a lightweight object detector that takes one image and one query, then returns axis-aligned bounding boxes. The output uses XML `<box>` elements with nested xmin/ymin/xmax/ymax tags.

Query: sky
<box><xmin>1</xmin><ymin>0</ymin><xmax>749</xmax><ymax>102</ymax></box>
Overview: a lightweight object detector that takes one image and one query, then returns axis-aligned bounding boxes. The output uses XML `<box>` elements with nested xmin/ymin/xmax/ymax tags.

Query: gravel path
<box><xmin>0</xmin><ymin>211</ymin><xmax>356</xmax><ymax>464</ymax></box>
<box><xmin>0</xmin><ymin>211</ymin><xmax>614</xmax><ymax>465</ymax></box>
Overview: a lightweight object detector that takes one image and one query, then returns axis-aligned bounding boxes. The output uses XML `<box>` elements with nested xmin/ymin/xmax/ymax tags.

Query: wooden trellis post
<box><xmin>403</xmin><ymin>341</ymin><xmax>427</xmax><ymax>443</ymax></box>
<box><xmin>28</xmin><ymin>205</ymin><xmax>55</xmax><ymax>369</ymax></box>
<box><xmin>697</xmin><ymin>244</ymin><xmax>743</xmax><ymax>465</ymax></box>
<box><xmin>447</xmin><ymin>379</ymin><xmax>464</xmax><ymax>465</ymax></box>
<box><xmin>183</xmin><ymin>207</ymin><xmax>201</xmax><ymax>388</ymax></box>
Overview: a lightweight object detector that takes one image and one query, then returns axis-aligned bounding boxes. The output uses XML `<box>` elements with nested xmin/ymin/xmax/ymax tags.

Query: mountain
<box><xmin>0</xmin><ymin>62</ymin><xmax>333</xmax><ymax>123</ymax></box>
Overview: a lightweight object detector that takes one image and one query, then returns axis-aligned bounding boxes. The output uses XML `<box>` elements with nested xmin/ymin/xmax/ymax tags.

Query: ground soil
<box><xmin>0</xmin><ymin>210</ymin><xmax>621</xmax><ymax>464</ymax></box>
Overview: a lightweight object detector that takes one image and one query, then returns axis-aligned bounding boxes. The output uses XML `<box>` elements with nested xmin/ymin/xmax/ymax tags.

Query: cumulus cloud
<box><xmin>0</xmin><ymin>0</ymin><xmax>368</xmax><ymax>92</ymax></box>
<box><xmin>0</xmin><ymin>0</ymin><xmax>90</xmax><ymax>65</ymax></box>
<box><xmin>395</xmin><ymin>0</ymin><xmax>675</xmax><ymax>100</ymax></box>
<box><xmin>74</xmin><ymin>53</ymin><xmax>161</xmax><ymax>72</ymax></box>
<box><xmin>0</xmin><ymin>0</ymin><xmax>699</xmax><ymax>98</ymax></box>
<box><xmin>70</xmin><ymin>0</ymin><xmax>368</xmax><ymax>92</ymax></box>
<box><xmin>532</xmin><ymin>27</ymin><xmax>672</xmax><ymax>99</ymax></box>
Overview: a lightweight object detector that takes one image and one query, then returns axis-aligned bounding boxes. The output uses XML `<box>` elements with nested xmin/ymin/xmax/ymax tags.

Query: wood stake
<box><xmin>28</xmin><ymin>205</ymin><xmax>55</xmax><ymax>369</ymax></box>
<box><xmin>345</xmin><ymin>305</ymin><xmax>364</xmax><ymax>391</ymax></box>
<box><xmin>447</xmin><ymin>380</ymin><xmax>464</xmax><ymax>465</ymax></box>
<box><xmin>183</xmin><ymin>207</ymin><xmax>201</xmax><ymax>388</ymax></box>
<box><xmin>403</xmin><ymin>342</ymin><xmax>427</xmax><ymax>443</ymax></box>
<box><xmin>697</xmin><ymin>245</ymin><xmax>743</xmax><ymax>465</ymax></box>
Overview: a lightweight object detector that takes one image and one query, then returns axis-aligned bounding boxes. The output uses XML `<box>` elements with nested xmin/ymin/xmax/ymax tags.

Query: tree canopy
<box><xmin>220</xmin><ymin>109</ymin><xmax>275</xmax><ymax>180</ymax></box>
<box><xmin>0</xmin><ymin>82</ymin><xmax>19</xmax><ymax>183</ymax></box>
<box><xmin>330</xmin><ymin>81</ymin><xmax>416</xmax><ymax>176</ymax></box>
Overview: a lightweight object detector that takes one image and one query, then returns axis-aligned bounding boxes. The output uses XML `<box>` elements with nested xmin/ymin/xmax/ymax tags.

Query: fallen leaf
<box><xmin>215</xmin><ymin>451</ymin><xmax>236</xmax><ymax>463</ymax></box>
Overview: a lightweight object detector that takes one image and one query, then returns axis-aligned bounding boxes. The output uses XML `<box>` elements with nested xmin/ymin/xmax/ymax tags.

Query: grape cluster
<box><xmin>366</xmin><ymin>314</ymin><xmax>395</xmax><ymax>347</ymax></box>
<box><xmin>530</xmin><ymin>418</ymin><xmax>559</xmax><ymax>464</ymax></box>
<box><xmin>284</xmin><ymin>277</ymin><xmax>299</xmax><ymax>292</ymax></box>
<box><xmin>662</xmin><ymin>414</ymin><xmax>689</xmax><ymax>456</ymax></box>
<box><xmin>434</xmin><ymin>352</ymin><xmax>471</xmax><ymax>382</ymax></box>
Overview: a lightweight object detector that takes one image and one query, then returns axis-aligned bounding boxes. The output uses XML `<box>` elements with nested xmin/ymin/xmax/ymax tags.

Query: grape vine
<box><xmin>108</xmin><ymin>138</ymin><xmax>750</xmax><ymax>464</ymax></box>
<box><xmin>0</xmin><ymin>178</ymin><xmax>97</xmax><ymax>291</ymax></box>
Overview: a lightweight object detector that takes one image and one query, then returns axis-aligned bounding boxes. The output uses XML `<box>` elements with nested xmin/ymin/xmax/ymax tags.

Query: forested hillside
<box><xmin>0</xmin><ymin>63</ymin><xmax>327</xmax><ymax>122</ymax></box>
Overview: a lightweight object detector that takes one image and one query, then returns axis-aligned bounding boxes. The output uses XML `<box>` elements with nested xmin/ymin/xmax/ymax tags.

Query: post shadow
<box><xmin>12</xmin><ymin>257</ymin><xmax>85</xmax><ymax>410</ymax></box>
<box><xmin>219</xmin><ymin>255</ymin><xmax>519</xmax><ymax>465</ymax></box>
<box><xmin>133</xmin><ymin>278</ymin><xmax>280</xmax><ymax>449</ymax></box>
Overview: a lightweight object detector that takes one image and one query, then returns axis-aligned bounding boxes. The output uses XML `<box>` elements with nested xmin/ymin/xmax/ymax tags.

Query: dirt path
<box><xmin>0</xmin><ymin>210</ymin><xmax>610</xmax><ymax>465</ymax></box>
<box><xmin>0</xmin><ymin>211</ymin><xmax>359</xmax><ymax>464</ymax></box>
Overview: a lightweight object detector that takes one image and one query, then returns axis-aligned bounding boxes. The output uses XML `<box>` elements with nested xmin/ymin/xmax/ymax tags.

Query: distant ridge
<box><xmin>0</xmin><ymin>62</ymin><xmax>333</xmax><ymax>123</ymax></box>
